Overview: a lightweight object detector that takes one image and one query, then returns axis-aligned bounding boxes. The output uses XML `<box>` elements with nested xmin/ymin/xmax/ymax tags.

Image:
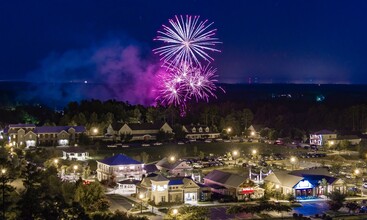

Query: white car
<box><xmin>121</xmin><ymin>144</ymin><xmax>130</xmax><ymax>148</ymax></box>
<box><xmin>153</xmin><ymin>142</ymin><xmax>163</xmax><ymax>146</ymax></box>
<box><xmin>141</xmin><ymin>143</ymin><xmax>150</xmax><ymax>147</ymax></box>
<box><xmin>363</xmin><ymin>182</ymin><xmax>367</xmax><ymax>189</ymax></box>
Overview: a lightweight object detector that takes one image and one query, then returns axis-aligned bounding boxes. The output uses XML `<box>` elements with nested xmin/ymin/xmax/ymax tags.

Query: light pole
<box><xmin>233</xmin><ymin>150</ymin><xmax>238</xmax><ymax>166</ymax></box>
<box><xmin>73</xmin><ymin>165</ymin><xmax>78</xmax><ymax>180</ymax></box>
<box><xmin>170</xmin><ymin>156</ymin><xmax>176</xmax><ymax>163</ymax></box>
<box><xmin>275</xmin><ymin>184</ymin><xmax>280</xmax><ymax>201</ymax></box>
<box><xmin>1</xmin><ymin>169</ymin><xmax>6</xmax><ymax>220</ymax></box>
<box><xmin>252</xmin><ymin>149</ymin><xmax>257</xmax><ymax>160</ymax></box>
<box><xmin>139</xmin><ymin>194</ymin><xmax>144</xmax><ymax>214</ymax></box>
<box><xmin>172</xmin><ymin>208</ymin><xmax>178</xmax><ymax>220</ymax></box>
<box><xmin>290</xmin><ymin>156</ymin><xmax>297</xmax><ymax>170</ymax></box>
<box><xmin>354</xmin><ymin>169</ymin><xmax>361</xmax><ymax>188</ymax></box>
<box><xmin>227</xmin><ymin>127</ymin><xmax>232</xmax><ymax>139</ymax></box>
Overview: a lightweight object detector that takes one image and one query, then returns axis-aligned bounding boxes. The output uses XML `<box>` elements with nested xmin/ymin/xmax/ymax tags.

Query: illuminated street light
<box><xmin>172</xmin><ymin>208</ymin><xmax>178</xmax><ymax>215</ymax></box>
<box><xmin>290</xmin><ymin>156</ymin><xmax>297</xmax><ymax>170</ymax></box>
<box><xmin>54</xmin><ymin>159</ymin><xmax>59</xmax><ymax>165</ymax></box>
<box><xmin>1</xmin><ymin>168</ymin><xmax>6</xmax><ymax>219</ymax></box>
<box><xmin>355</xmin><ymin>169</ymin><xmax>360</xmax><ymax>175</ymax></box>
<box><xmin>252</xmin><ymin>149</ymin><xmax>257</xmax><ymax>155</ymax></box>
<box><xmin>170</xmin><ymin>156</ymin><xmax>176</xmax><ymax>162</ymax></box>
<box><xmin>92</xmin><ymin>128</ymin><xmax>98</xmax><ymax>135</ymax></box>
<box><xmin>233</xmin><ymin>150</ymin><xmax>238</xmax><ymax>166</ymax></box>
<box><xmin>139</xmin><ymin>194</ymin><xmax>144</xmax><ymax>214</ymax></box>
<box><xmin>227</xmin><ymin>127</ymin><xmax>232</xmax><ymax>133</ymax></box>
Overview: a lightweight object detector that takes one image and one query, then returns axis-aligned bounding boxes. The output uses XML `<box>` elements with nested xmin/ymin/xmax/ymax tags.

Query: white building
<box><xmin>310</xmin><ymin>130</ymin><xmax>337</xmax><ymax>146</ymax></box>
<box><xmin>97</xmin><ymin>154</ymin><xmax>146</xmax><ymax>182</ymax></box>
<box><xmin>62</xmin><ymin>147</ymin><xmax>90</xmax><ymax>161</ymax></box>
<box><xmin>116</xmin><ymin>179</ymin><xmax>140</xmax><ymax>195</ymax></box>
<box><xmin>138</xmin><ymin>174</ymin><xmax>200</xmax><ymax>205</ymax></box>
<box><xmin>106</xmin><ymin>122</ymin><xmax>173</xmax><ymax>141</ymax></box>
<box><xmin>182</xmin><ymin>125</ymin><xmax>220</xmax><ymax>140</ymax></box>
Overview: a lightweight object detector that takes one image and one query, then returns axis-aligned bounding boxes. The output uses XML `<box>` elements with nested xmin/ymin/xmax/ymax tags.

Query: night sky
<box><xmin>1</xmin><ymin>0</ymin><xmax>367</xmax><ymax>84</ymax></box>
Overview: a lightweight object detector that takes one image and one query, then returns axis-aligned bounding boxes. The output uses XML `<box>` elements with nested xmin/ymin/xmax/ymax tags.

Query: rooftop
<box><xmin>99</xmin><ymin>154</ymin><xmax>142</xmax><ymax>166</ymax></box>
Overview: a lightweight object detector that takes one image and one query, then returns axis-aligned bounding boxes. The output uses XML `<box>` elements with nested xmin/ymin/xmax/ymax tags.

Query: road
<box><xmin>105</xmin><ymin>194</ymin><xmax>135</xmax><ymax>212</ymax></box>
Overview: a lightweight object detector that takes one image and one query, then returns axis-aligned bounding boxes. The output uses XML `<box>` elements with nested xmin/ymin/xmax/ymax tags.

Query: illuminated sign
<box><xmin>294</xmin><ymin>180</ymin><xmax>313</xmax><ymax>189</ymax></box>
<box><xmin>152</xmin><ymin>184</ymin><xmax>168</xmax><ymax>192</ymax></box>
<box><xmin>241</xmin><ymin>187</ymin><xmax>254</xmax><ymax>194</ymax></box>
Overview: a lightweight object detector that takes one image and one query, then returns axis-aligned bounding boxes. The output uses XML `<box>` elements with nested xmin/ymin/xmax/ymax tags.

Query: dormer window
<box><xmin>192</xmin><ymin>128</ymin><xmax>196</xmax><ymax>133</ymax></box>
<box><xmin>205</xmin><ymin>127</ymin><xmax>209</xmax><ymax>132</ymax></box>
<box><xmin>199</xmin><ymin>127</ymin><xmax>203</xmax><ymax>132</ymax></box>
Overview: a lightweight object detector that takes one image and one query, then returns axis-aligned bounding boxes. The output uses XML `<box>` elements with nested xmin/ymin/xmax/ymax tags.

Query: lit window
<box><xmin>130</xmin><ymin>165</ymin><xmax>135</xmax><ymax>170</ymax></box>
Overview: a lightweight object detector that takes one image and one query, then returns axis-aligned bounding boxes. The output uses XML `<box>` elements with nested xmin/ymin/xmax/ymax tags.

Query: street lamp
<box><xmin>1</xmin><ymin>169</ymin><xmax>6</xmax><ymax>220</ymax></box>
<box><xmin>92</xmin><ymin>128</ymin><xmax>98</xmax><ymax>135</ymax></box>
<box><xmin>54</xmin><ymin>159</ymin><xmax>59</xmax><ymax>166</ymax></box>
<box><xmin>233</xmin><ymin>150</ymin><xmax>238</xmax><ymax>166</ymax></box>
<box><xmin>252</xmin><ymin>149</ymin><xmax>257</xmax><ymax>159</ymax></box>
<box><xmin>355</xmin><ymin>169</ymin><xmax>361</xmax><ymax>187</ymax></box>
<box><xmin>290</xmin><ymin>156</ymin><xmax>297</xmax><ymax>170</ymax></box>
<box><xmin>275</xmin><ymin>184</ymin><xmax>280</xmax><ymax>201</ymax></box>
<box><xmin>139</xmin><ymin>194</ymin><xmax>144</xmax><ymax>214</ymax></box>
<box><xmin>172</xmin><ymin>208</ymin><xmax>178</xmax><ymax>219</ymax></box>
<box><xmin>73</xmin><ymin>165</ymin><xmax>78</xmax><ymax>180</ymax></box>
<box><xmin>170</xmin><ymin>156</ymin><xmax>176</xmax><ymax>163</ymax></box>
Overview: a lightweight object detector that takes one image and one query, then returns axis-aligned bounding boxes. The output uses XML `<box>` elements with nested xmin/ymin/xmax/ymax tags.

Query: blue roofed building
<box><xmin>97</xmin><ymin>154</ymin><xmax>146</xmax><ymax>182</ymax></box>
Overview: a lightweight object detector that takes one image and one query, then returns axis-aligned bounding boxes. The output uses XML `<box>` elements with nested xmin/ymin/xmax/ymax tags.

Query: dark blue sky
<box><xmin>1</xmin><ymin>0</ymin><xmax>367</xmax><ymax>84</ymax></box>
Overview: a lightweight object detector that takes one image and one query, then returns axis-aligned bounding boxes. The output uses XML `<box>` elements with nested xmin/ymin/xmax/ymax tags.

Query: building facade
<box><xmin>97</xmin><ymin>154</ymin><xmax>146</xmax><ymax>182</ymax></box>
<box><xmin>138</xmin><ymin>174</ymin><xmax>200</xmax><ymax>205</ymax></box>
<box><xmin>4</xmin><ymin>124</ymin><xmax>85</xmax><ymax>147</ymax></box>
<box><xmin>182</xmin><ymin>124</ymin><xmax>220</xmax><ymax>140</ymax></box>
<box><xmin>264</xmin><ymin>168</ymin><xmax>345</xmax><ymax>198</ymax></box>
<box><xmin>106</xmin><ymin>122</ymin><xmax>173</xmax><ymax>141</ymax></box>
<box><xmin>62</xmin><ymin>148</ymin><xmax>90</xmax><ymax>161</ymax></box>
<box><xmin>204</xmin><ymin>170</ymin><xmax>264</xmax><ymax>200</ymax></box>
<box><xmin>310</xmin><ymin>130</ymin><xmax>337</xmax><ymax>146</ymax></box>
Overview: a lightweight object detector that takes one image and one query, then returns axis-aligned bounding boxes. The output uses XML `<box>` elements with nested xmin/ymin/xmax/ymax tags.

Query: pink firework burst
<box><xmin>153</xmin><ymin>15</ymin><xmax>221</xmax><ymax>67</ymax></box>
<box><xmin>153</xmin><ymin>15</ymin><xmax>223</xmax><ymax>111</ymax></box>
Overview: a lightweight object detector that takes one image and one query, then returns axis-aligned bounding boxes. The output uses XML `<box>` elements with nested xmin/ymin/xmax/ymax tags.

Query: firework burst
<box><xmin>153</xmin><ymin>15</ymin><xmax>221</xmax><ymax>67</ymax></box>
<box><xmin>154</xmin><ymin>15</ymin><xmax>223</xmax><ymax>110</ymax></box>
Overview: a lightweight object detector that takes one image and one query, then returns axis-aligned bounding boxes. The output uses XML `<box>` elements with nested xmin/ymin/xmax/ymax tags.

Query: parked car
<box><xmin>363</xmin><ymin>182</ymin><xmax>367</xmax><ymax>189</ymax></box>
<box><xmin>122</xmin><ymin>144</ymin><xmax>130</xmax><ymax>148</ymax></box>
<box><xmin>153</xmin><ymin>142</ymin><xmax>163</xmax><ymax>146</ymax></box>
<box><xmin>142</xmin><ymin>143</ymin><xmax>150</xmax><ymax>147</ymax></box>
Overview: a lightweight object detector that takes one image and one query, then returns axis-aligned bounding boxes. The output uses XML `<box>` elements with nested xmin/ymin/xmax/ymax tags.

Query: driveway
<box><xmin>106</xmin><ymin>194</ymin><xmax>135</xmax><ymax>212</ymax></box>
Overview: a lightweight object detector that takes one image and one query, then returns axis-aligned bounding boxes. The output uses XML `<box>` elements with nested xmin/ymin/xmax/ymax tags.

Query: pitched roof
<box><xmin>35</xmin><ymin>126</ymin><xmax>86</xmax><ymax>133</ymax></box>
<box><xmin>99</xmin><ymin>154</ymin><xmax>142</xmax><ymax>166</ymax></box>
<box><xmin>313</xmin><ymin>129</ymin><xmax>336</xmax><ymax>135</ymax></box>
<box><xmin>144</xmin><ymin>164</ymin><xmax>158</xmax><ymax>173</ymax></box>
<box><xmin>168</xmin><ymin>179</ymin><xmax>184</xmax><ymax>185</ymax></box>
<box><xmin>156</xmin><ymin>157</ymin><xmax>188</xmax><ymax>170</ymax></box>
<box><xmin>8</xmin><ymin>124</ymin><xmax>36</xmax><ymax>128</ymax></box>
<box><xmin>265</xmin><ymin>171</ymin><xmax>304</xmax><ymax>188</ymax></box>
<box><xmin>149</xmin><ymin>174</ymin><xmax>169</xmax><ymax>182</ymax></box>
<box><xmin>204</xmin><ymin>170</ymin><xmax>247</xmax><ymax>188</ymax></box>
<box><xmin>62</xmin><ymin>147</ymin><xmax>88</xmax><ymax>153</ymax></box>
<box><xmin>127</xmin><ymin>122</ymin><xmax>165</xmax><ymax>130</ymax></box>
<box><xmin>118</xmin><ymin>179</ymin><xmax>140</xmax><ymax>185</ymax></box>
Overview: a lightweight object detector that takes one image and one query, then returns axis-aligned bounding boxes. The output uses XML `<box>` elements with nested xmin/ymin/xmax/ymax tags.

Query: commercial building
<box><xmin>97</xmin><ymin>154</ymin><xmax>146</xmax><ymax>182</ymax></box>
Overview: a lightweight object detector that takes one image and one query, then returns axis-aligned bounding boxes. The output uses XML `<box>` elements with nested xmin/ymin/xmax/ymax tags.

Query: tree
<box><xmin>241</xmin><ymin>108</ymin><xmax>254</xmax><ymax>131</ymax></box>
<box><xmin>164</xmin><ymin>206</ymin><xmax>209</xmax><ymax>220</ymax></box>
<box><xmin>346</xmin><ymin>201</ymin><xmax>360</xmax><ymax>213</ymax></box>
<box><xmin>0</xmin><ymin>168</ymin><xmax>15</xmax><ymax>220</ymax></box>
<box><xmin>328</xmin><ymin>191</ymin><xmax>346</xmax><ymax>211</ymax></box>
<box><xmin>74</xmin><ymin>181</ymin><xmax>109</xmax><ymax>213</ymax></box>
<box><xmin>318</xmin><ymin>178</ymin><xmax>329</xmax><ymax>197</ymax></box>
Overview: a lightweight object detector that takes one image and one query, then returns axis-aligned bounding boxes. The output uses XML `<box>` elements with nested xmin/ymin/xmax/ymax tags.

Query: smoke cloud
<box><xmin>24</xmin><ymin>37</ymin><xmax>162</xmax><ymax>107</ymax></box>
